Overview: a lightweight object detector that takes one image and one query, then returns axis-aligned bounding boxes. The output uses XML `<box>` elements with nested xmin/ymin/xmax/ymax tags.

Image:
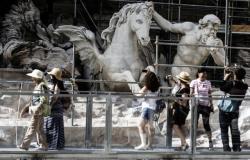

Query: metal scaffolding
<box><xmin>0</xmin><ymin>0</ymin><xmax>250</xmax><ymax>159</ymax></box>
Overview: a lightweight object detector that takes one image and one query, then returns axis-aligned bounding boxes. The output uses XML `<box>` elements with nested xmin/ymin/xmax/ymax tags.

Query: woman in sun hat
<box><xmin>19</xmin><ymin>69</ymin><xmax>48</xmax><ymax>151</ymax></box>
<box><xmin>44</xmin><ymin>67</ymin><xmax>65</xmax><ymax>150</ymax></box>
<box><xmin>171</xmin><ymin>71</ymin><xmax>191</xmax><ymax>151</ymax></box>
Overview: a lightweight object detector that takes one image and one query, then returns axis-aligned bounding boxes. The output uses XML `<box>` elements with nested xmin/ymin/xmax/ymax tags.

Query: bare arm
<box><xmin>153</xmin><ymin>11</ymin><xmax>195</xmax><ymax>34</ymax></box>
<box><xmin>135</xmin><ymin>86</ymin><xmax>148</xmax><ymax>97</ymax></box>
<box><xmin>208</xmin><ymin>38</ymin><xmax>228</xmax><ymax>66</ymax></box>
<box><xmin>190</xmin><ymin>87</ymin><xmax>194</xmax><ymax>96</ymax></box>
<box><xmin>208</xmin><ymin>89</ymin><xmax>213</xmax><ymax>106</ymax></box>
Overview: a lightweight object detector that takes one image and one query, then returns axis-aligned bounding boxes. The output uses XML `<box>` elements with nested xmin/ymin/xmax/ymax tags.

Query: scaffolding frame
<box><xmin>1</xmin><ymin>85</ymin><xmax>250</xmax><ymax>159</ymax></box>
<box><xmin>0</xmin><ymin>1</ymin><xmax>250</xmax><ymax>158</ymax></box>
<box><xmin>151</xmin><ymin>0</ymin><xmax>250</xmax><ymax>67</ymax></box>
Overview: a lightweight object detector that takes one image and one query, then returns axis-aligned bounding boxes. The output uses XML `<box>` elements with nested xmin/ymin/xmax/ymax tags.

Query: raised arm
<box><xmin>153</xmin><ymin>11</ymin><xmax>195</xmax><ymax>34</ymax></box>
<box><xmin>207</xmin><ymin>38</ymin><xmax>228</xmax><ymax>66</ymax></box>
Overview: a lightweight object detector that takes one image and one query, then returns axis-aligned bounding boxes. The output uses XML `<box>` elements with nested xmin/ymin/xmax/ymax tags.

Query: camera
<box><xmin>225</xmin><ymin>67</ymin><xmax>235</xmax><ymax>74</ymax></box>
<box><xmin>224</xmin><ymin>64</ymin><xmax>240</xmax><ymax>80</ymax></box>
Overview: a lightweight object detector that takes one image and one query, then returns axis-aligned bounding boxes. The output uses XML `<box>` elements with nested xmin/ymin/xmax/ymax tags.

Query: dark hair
<box><xmin>196</xmin><ymin>68</ymin><xmax>207</xmax><ymax>78</ymax></box>
<box><xmin>144</xmin><ymin>72</ymin><xmax>160</xmax><ymax>92</ymax></box>
<box><xmin>51</xmin><ymin>75</ymin><xmax>65</xmax><ymax>90</ymax></box>
<box><xmin>235</xmin><ymin>67</ymin><xmax>246</xmax><ymax>80</ymax></box>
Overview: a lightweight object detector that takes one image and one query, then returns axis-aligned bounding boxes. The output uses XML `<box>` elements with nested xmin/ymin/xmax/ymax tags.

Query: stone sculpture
<box><xmin>0</xmin><ymin>0</ymin><xmax>72</xmax><ymax>73</ymax></box>
<box><xmin>55</xmin><ymin>2</ymin><xmax>154</xmax><ymax>92</ymax></box>
<box><xmin>153</xmin><ymin>11</ymin><xmax>228</xmax><ymax>78</ymax></box>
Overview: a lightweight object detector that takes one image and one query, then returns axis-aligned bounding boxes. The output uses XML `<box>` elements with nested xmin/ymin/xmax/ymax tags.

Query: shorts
<box><xmin>141</xmin><ymin>107</ymin><xmax>154</xmax><ymax>121</ymax></box>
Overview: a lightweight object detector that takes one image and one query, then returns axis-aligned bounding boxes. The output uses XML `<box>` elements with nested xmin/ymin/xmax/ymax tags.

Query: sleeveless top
<box><xmin>141</xmin><ymin>91</ymin><xmax>158</xmax><ymax>110</ymax></box>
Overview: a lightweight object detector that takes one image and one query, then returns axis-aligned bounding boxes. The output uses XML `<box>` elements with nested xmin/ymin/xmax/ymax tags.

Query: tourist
<box><xmin>219</xmin><ymin>67</ymin><xmax>248</xmax><ymax>152</ymax></box>
<box><xmin>171</xmin><ymin>72</ymin><xmax>191</xmax><ymax>151</ymax></box>
<box><xmin>190</xmin><ymin>68</ymin><xmax>214</xmax><ymax>150</ymax></box>
<box><xmin>19</xmin><ymin>69</ymin><xmax>48</xmax><ymax>151</ymax></box>
<box><xmin>134</xmin><ymin>71</ymin><xmax>160</xmax><ymax>150</ymax></box>
<box><xmin>44</xmin><ymin>68</ymin><xmax>65</xmax><ymax>150</ymax></box>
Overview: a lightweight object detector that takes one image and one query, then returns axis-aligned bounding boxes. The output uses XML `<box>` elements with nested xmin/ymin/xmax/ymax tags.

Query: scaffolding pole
<box><xmin>225</xmin><ymin>0</ymin><xmax>229</xmax><ymax>66</ymax></box>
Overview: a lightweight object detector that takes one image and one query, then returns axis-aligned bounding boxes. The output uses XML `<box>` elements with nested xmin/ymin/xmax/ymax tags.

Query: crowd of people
<box><xmin>17</xmin><ymin>66</ymin><xmax>248</xmax><ymax>152</ymax></box>
<box><xmin>134</xmin><ymin>66</ymin><xmax>248</xmax><ymax>152</ymax></box>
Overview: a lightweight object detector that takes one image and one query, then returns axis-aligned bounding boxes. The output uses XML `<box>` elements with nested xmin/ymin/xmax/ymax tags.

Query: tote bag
<box><xmin>217</xmin><ymin>94</ymin><xmax>238</xmax><ymax>112</ymax></box>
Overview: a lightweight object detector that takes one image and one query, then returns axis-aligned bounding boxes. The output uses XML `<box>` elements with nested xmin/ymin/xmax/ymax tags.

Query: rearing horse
<box><xmin>55</xmin><ymin>2</ymin><xmax>154</xmax><ymax>92</ymax></box>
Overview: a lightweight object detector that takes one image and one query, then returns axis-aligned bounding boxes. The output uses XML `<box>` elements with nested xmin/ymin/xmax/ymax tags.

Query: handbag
<box><xmin>217</xmin><ymin>94</ymin><xmax>237</xmax><ymax>112</ymax></box>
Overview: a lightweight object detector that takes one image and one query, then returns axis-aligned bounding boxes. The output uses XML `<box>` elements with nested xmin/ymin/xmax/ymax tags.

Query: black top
<box><xmin>175</xmin><ymin>87</ymin><xmax>190</xmax><ymax>98</ymax></box>
<box><xmin>220</xmin><ymin>80</ymin><xmax>248</xmax><ymax>111</ymax></box>
<box><xmin>175</xmin><ymin>86</ymin><xmax>190</xmax><ymax>107</ymax></box>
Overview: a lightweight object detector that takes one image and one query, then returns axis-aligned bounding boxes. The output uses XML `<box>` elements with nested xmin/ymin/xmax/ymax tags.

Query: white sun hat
<box><xmin>26</xmin><ymin>69</ymin><xmax>44</xmax><ymax>79</ymax></box>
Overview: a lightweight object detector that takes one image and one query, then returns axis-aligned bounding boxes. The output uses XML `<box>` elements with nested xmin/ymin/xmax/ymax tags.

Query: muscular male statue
<box><xmin>153</xmin><ymin>11</ymin><xmax>228</xmax><ymax>78</ymax></box>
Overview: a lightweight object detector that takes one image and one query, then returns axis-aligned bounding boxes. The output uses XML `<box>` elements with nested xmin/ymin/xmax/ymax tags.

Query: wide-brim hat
<box><xmin>175</xmin><ymin>71</ymin><xmax>191</xmax><ymax>83</ymax></box>
<box><xmin>47</xmin><ymin>68</ymin><xmax>62</xmax><ymax>80</ymax></box>
<box><xmin>26</xmin><ymin>69</ymin><xmax>44</xmax><ymax>79</ymax></box>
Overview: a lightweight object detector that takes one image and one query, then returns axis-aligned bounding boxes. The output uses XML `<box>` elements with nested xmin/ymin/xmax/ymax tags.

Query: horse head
<box><xmin>129</xmin><ymin>2</ymin><xmax>153</xmax><ymax>46</ymax></box>
<box><xmin>101</xmin><ymin>2</ymin><xmax>153</xmax><ymax>47</ymax></box>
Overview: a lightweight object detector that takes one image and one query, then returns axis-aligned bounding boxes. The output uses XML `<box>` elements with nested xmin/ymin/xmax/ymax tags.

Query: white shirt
<box><xmin>141</xmin><ymin>91</ymin><xmax>158</xmax><ymax>110</ymax></box>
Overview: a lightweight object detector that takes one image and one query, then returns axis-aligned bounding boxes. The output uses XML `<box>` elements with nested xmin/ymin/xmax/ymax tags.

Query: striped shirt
<box><xmin>190</xmin><ymin>79</ymin><xmax>211</xmax><ymax>106</ymax></box>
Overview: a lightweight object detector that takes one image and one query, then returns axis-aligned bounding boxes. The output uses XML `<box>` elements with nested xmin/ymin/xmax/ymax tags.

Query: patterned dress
<box><xmin>44</xmin><ymin>88</ymin><xmax>65</xmax><ymax>150</ymax></box>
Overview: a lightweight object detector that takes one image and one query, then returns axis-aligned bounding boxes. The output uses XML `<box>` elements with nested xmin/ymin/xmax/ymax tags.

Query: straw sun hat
<box><xmin>26</xmin><ymin>69</ymin><xmax>44</xmax><ymax>79</ymax></box>
<box><xmin>175</xmin><ymin>71</ymin><xmax>191</xmax><ymax>83</ymax></box>
<box><xmin>47</xmin><ymin>68</ymin><xmax>62</xmax><ymax>80</ymax></box>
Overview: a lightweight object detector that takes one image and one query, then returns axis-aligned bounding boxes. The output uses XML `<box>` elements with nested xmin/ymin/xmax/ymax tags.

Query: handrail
<box><xmin>1</xmin><ymin>90</ymin><xmax>250</xmax><ymax>101</ymax></box>
<box><xmin>1</xmin><ymin>86</ymin><xmax>250</xmax><ymax>157</ymax></box>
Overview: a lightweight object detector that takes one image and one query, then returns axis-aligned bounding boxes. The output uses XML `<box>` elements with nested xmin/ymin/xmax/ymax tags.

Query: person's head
<box><xmin>199</xmin><ymin>14</ymin><xmax>221</xmax><ymax>38</ymax></box>
<box><xmin>196</xmin><ymin>68</ymin><xmax>208</xmax><ymax>81</ymax></box>
<box><xmin>48</xmin><ymin>68</ymin><xmax>62</xmax><ymax>82</ymax></box>
<box><xmin>234</xmin><ymin>67</ymin><xmax>246</xmax><ymax>80</ymax></box>
<box><xmin>26</xmin><ymin>69</ymin><xmax>44</xmax><ymax>84</ymax></box>
<box><xmin>140</xmin><ymin>65</ymin><xmax>155</xmax><ymax>84</ymax></box>
<box><xmin>48</xmin><ymin>68</ymin><xmax>65</xmax><ymax>90</ymax></box>
<box><xmin>144</xmin><ymin>72</ymin><xmax>160</xmax><ymax>92</ymax></box>
<box><xmin>176</xmin><ymin>71</ymin><xmax>191</xmax><ymax>85</ymax></box>
<box><xmin>142</xmin><ymin>65</ymin><xmax>155</xmax><ymax>74</ymax></box>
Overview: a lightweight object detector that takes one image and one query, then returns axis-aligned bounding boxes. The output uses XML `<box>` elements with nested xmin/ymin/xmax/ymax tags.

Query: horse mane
<box><xmin>101</xmin><ymin>2</ymin><xmax>153</xmax><ymax>47</ymax></box>
<box><xmin>1</xmin><ymin>0</ymin><xmax>39</xmax><ymax>44</ymax></box>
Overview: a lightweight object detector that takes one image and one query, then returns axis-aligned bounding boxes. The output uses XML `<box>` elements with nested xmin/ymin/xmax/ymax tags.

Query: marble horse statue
<box><xmin>54</xmin><ymin>2</ymin><xmax>154</xmax><ymax>92</ymax></box>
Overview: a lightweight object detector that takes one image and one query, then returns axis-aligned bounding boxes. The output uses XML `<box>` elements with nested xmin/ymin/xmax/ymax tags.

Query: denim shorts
<box><xmin>141</xmin><ymin>107</ymin><xmax>154</xmax><ymax>121</ymax></box>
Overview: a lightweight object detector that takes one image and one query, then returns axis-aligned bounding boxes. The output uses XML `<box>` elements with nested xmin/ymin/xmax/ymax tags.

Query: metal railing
<box><xmin>0</xmin><ymin>78</ymin><xmax>250</xmax><ymax>159</ymax></box>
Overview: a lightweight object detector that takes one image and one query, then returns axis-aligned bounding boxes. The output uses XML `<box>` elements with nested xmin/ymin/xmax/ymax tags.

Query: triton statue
<box><xmin>153</xmin><ymin>10</ymin><xmax>228</xmax><ymax>78</ymax></box>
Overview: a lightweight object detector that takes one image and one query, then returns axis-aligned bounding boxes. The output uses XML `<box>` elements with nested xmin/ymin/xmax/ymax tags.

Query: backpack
<box><xmin>40</xmin><ymin>84</ymin><xmax>51</xmax><ymax>117</ymax></box>
<box><xmin>60</xmin><ymin>90</ymin><xmax>72</xmax><ymax>111</ymax></box>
